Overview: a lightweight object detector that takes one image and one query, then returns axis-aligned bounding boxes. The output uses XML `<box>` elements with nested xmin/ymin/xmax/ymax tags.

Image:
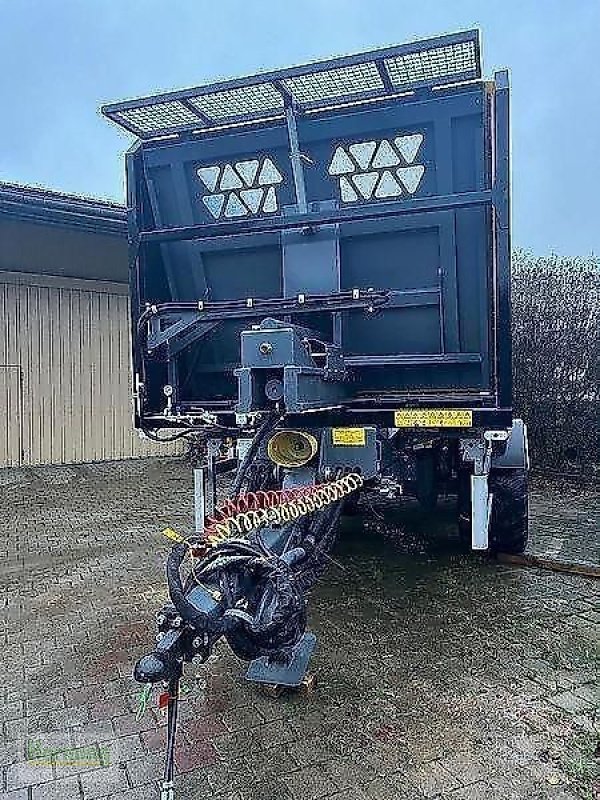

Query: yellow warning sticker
<box><xmin>162</xmin><ymin>527</ymin><xmax>185</xmax><ymax>544</ymax></box>
<box><xmin>394</xmin><ymin>409</ymin><xmax>473</xmax><ymax>428</ymax></box>
<box><xmin>332</xmin><ymin>427</ymin><xmax>366</xmax><ymax>446</ymax></box>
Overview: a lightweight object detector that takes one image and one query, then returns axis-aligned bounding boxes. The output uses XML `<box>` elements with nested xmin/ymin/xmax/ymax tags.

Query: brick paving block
<box><xmin>571</xmin><ymin>713</ymin><xmax>598</xmax><ymax>735</ymax></box>
<box><xmin>174</xmin><ymin>738</ymin><xmax>219</xmax><ymax>772</ymax></box>
<box><xmin>0</xmin><ymin>789</ymin><xmax>29</xmax><ymax>799</ymax></box>
<box><xmin>140</xmin><ymin>727</ymin><xmax>166</xmax><ymax>753</ymax></box>
<box><xmin>26</xmin><ymin>694</ymin><xmax>66</xmax><ymax>716</ymax></box>
<box><xmin>548</xmin><ymin>691</ymin><xmax>594</xmax><ymax>714</ymax></box>
<box><xmin>31</xmin><ymin>775</ymin><xmax>80</xmax><ymax>800</ymax></box>
<box><xmin>3</xmin><ymin>718</ymin><xmax>28</xmax><ymax>743</ymax></box>
<box><xmin>361</xmin><ymin>740</ymin><xmax>409</xmax><ymax>776</ymax></box>
<box><xmin>524</xmin><ymin>758</ymin><xmax>572</xmax><ymax>788</ymax></box>
<box><xmin>242</xmin><ymin>719</ymin><xmax>298</xmax><ymax>751</ymax></box>
<box><xmin>405</xmin><ymin>760</ymin><xmax>462</xmax><ymax>798</ymax></box>
<box><xmin>33</xmin><ymin>707</ymin><xmax>90</xmax><ymax>734</ymax></box>
<box><xmin>244</xmin><ymin>779</ymin><xmax>295</xmax><ymax>800</ymax></box>
<box><xmin>435</xmin><ymin>750</ymin><xmax>490</xmax><ymax>788</ymax></box>
<box><xmin>205</xmin><ymin>762</ymin><xmax>253</xmax><ymax>794</ymax></box>
<box><xmin>111</xmin><ymin>712</ymin><xmax>158</xmax><ymax>737</ymax></box>
<box><xmin>445</xmin><ymin>782</ymin><xmax>505</xmax><ymax>799</ymax></box>
<box><xmin>282</xmin><ymin>764</ymin><xmax>341</xmax><ymax>800</ymax></box>
<box><xmin>100</xmin><ymin>734</ymin><xmax>144</xmax><ymax>766</ymax></box>
<box><xmin>88</xmin><ymin>696</ymin><xmax>130</xmax><ymax>722</ymax></box>
<box><xmin>0</xmin><ymin>740</ymin><xmax>26</xmax><ymax>767</ymax></box>
<box><xmin>124</xmin><ymin>752</ymin><xmax>162</xmax><ymax>787</ymax></box>
<box><xmin>80</xmin><ymin>764</ymin><xmax>129</xmax><ymax>799</ymax></box>
<box><xmin>364</xmin><ymin>774</ymin><xmax>426</xmax><ymax>800</ymax></box>
<box><xmin>222</xmin><ymin>705</ymin><xmax>265</xmax><ymax>733</ymax></box>
<box><xmin>0</xmin><ymin>703</ymin><xmax>23</xmax><ymax>725</ymax></box>
<box><xmin>103</xmin><ymin>679</ymin><xmax>135</xmax><ymax>700</ymax></box>
<box><xmin>65</xmin><ymin>686</ymin><xmax>99</xmax><ymax>708</ymax></box>
<box><xmin>181</xmin><ymin>713</ymin><xmax>228</xmax><ymax>743</ymax></box>
<box><xmin>5</xmin><ymin>759</ymin><xmax>53</xmax><ymax>790</ymax></box>
<box><xmin>26</xmin><ymin>728</ymin><xmax>72</xmax><ymax>755</ymax></box>
<box><xmin>325</xmin><ymin>756</ymin><xmax>380</xmax><ymax>790</ymax></box>
<box><xmin>71</xmin><ymin>720</ymin><xmax>115</xmax><ymax>748</ymax></box>
<box><xmin>211</xmin><ymin>730</ymin><xmax>239</xmax><ymax>758</ymax></box>
<box><xmin>330</xmin><ymin>788</ymin><xmax>371</xmax><ymax>800</ymax></box>
<box><xmin>252</xmin><ymin>744</ymin><xmax>300</xmax><ymax>780</ymax></box>
<box><xmin>53</xmin><ymin>744</ymin><xmax>103</xmax><ymax>778</ymax></box>
<box><xmin>90</xmin><ymin>787</ymin><xmax>155</xmax><ymax>800</ymax></box>
<box><xmin>254</xmin><ymin>697</ymin><xmax>289</xmax><ymax>723</ymax></box>
<box><xmin>573</xmin><ymin>682</ymin><xmax>600</xmax><ymax>707</ymax></box>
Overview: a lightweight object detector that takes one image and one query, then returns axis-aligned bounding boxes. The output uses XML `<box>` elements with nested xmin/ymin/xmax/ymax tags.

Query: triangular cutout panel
<box><xmin>202</xmin><ymin>193</ymin><xmax>225</xmax><ymax>219</ymax></box>
<box><xmin>352</xmin><ymin>171</ymin><xmax>379</xmax><ymax>200</ymax></box>
<box><xmin>240</xmin><ymin>188</ymin><xmax>264</xmax><ymax>213</ymax></box>
<box><xmin>372</xmin><ymin>140</ymin><xmax>400</xmax><ymax>169</ymax></box>
<box><xmin>258</xmin><ymin>158</ymin><xmax>283</xmax><ymax>185</ymax></box>
<box><xmin>236</xmin><ymin>159</ymin><xmax>260</xmax><ymax>187</ymax></box>
<box><xmin>397</xmin><ymin>165</ymin><xmax>425</xmax><ymax>194</ymax></box>
<box><xmin>374</xmin><ymin>170</ymin><xmax>402</xmax><ymax>199</ymax></box>
<box><xmin>349</xmin><ymin>141</ymin><xmax>376</xmax><ymax>170</ymax></box>
<box><xmin>224</xmin><ymin>192</ymin><xmax>248</xmax><ymax>217</ymax></box>
<box><xmin>220</xmin><ymin>164</ymin><xmax>243</xmax><ymax>191</ymax></box>
<box><xmin>394</xmin><ymin>134</ymin><xmax>424</xmax><ymax>164</ymax></box>
<box><xmin>197</xmin><ymin>165</ymin><xmax>220</xmax><ymax>192</ymax></box>
<box><xmin>263</xmin><ymin>186</ymin><xmax>278</xmax><ymax>213</ymax></box>
<box><xmin>339</xmin><ymin>175</ymin><xmax>358</xmax><ymax>203</ymax></box>
<box><xmin>329</xmin><ymin>146</ymin><xmax>355</xmax><ymax>176</ymax></box>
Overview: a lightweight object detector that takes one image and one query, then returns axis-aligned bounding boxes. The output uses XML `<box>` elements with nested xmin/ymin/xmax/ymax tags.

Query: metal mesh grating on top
<box><xmin>282</xmin><ymin>62</ymin><xmax>383</xmax><ymax>104</ymax></box>
<box><xmin>189</xmin><ymin>83</ymin><xmax>284</xmax><ymax>120</ymax></box>
<box><xmin>114</xmin><ymin>101</ymin><xmax>201</xmax><ymax>134</ymax></box>
<box><xmin>385</xmin><ymin>41</ymin><xmax>477</xmax><ymax>87</ymax></box>
<box><xmin>102</xmin><ymin>31</ymin><xmax>481</xmax><ymax>138</ymax></box>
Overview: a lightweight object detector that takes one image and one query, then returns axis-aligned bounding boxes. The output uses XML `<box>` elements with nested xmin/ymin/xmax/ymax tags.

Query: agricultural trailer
<box><xmin>103</xmin><ymin>29</ymin><xmax>529</xmax><ymax>797</ymax></box>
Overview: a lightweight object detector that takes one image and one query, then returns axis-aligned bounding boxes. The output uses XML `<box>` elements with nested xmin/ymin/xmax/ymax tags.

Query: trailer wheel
<box><xmin>488</xmin><ymin>468</ymin><xmax>529</xmax><ymax>554</ymax></box>
<box><xmin>456</xmin><ymin>468</ymin><xmax>529</xmax><ymax>554</ymax></box>
<box><xmin>341</xmin><ymin>495</ymin><xmax>361</xmax><ymax>517</ymax></box>
<box><xmin>415</xmin><ymin>450</ymin><xmax>439</xmax><ymax>511</ymax></box>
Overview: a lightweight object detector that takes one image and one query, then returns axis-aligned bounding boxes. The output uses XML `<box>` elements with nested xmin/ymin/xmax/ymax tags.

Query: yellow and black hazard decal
<box><xmin>394</xmin><ymin>409</ymin><xmax>473</xmax><ymax>428</ymax></box>
<box><xmin>331</xmin><ymin>427</ymin><xmax>367</xmax><ymax>446</ymax></box>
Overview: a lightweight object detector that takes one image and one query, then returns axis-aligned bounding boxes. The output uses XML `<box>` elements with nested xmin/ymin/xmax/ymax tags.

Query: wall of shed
<box><xmin>0</xmin><ymin>271</ymin><xmax>183</xmax><ymax>467</ymax></box>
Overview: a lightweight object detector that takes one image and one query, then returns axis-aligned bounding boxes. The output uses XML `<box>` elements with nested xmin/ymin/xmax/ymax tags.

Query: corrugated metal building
<box><xmin>0</xmin><ymin>182</ymin><xmax>181</xmax><ymax>467</ymax></box>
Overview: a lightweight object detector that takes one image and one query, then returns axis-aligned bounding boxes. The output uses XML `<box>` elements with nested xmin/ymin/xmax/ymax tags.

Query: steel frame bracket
<box><xmin>460</xmin><ymin>434</ymin><xmax>494</xmax><ymax>550</ymax></box>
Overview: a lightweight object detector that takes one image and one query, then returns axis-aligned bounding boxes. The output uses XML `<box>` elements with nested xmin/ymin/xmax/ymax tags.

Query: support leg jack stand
<box><xmin>160</xmin><ymin>665</ymin><xmax>182</xmax><ymax>800</ymax></box>
<box><xmin>245</xmin><ymin>632</ymin><xmax>317</xmax><ymax>688</ymax></box>
<box><xmin>259</xmin><ymin>672</ymin><xmax>318</xmax><ymax>698</ymax></box>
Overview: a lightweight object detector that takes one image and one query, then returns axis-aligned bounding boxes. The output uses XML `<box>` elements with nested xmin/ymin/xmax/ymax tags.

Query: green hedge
<box><xmin>511</xmin><ymin>250</ymin><xmax>599</xmax><ymax>471</ymax></box>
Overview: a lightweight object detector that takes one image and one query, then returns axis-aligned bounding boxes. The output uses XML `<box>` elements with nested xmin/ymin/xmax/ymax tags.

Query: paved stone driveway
<box><xmin>0</xmin><ymin>458</ymin><xmax>598</xmax><ymax>800</ymax></box>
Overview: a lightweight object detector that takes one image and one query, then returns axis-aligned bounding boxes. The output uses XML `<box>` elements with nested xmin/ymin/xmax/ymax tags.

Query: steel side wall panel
<box><xmin>0</xmin><ymin>277</ymin><xmax>182</xmax><ymax>467</ymax></box>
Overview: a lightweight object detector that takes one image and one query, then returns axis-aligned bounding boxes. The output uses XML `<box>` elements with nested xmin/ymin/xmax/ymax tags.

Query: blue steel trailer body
<box><xmin>103</xmin><ymin>30</ymin><xmax>513</xmax><ymax>431</ymax></box>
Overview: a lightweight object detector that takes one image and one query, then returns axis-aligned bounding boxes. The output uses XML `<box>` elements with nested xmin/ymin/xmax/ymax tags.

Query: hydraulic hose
<box><xmin>232</xmin><ymin>413</ymin><xmax>279</xmax><ymax>497</ymax></box>
<box><xmin>166</xmin><ymin>543</ymin><xmax>210</xmax><ymax>629</ymax></box>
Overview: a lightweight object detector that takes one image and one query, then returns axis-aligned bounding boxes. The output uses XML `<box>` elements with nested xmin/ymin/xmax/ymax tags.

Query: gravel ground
<box><xmin>0</xmin><ymin>457</ymin><xmax>598</xmax><ymax>800</ymax></box>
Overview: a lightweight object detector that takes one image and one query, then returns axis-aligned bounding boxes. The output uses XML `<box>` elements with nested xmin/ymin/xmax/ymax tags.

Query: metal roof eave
<box><xmin>0</xmin><ymin>183</ymin><xmax>127</xmax><ymax>238</ymax></box>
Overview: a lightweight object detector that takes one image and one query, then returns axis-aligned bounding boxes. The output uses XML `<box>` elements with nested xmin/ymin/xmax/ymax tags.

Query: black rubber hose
<box><xmin>166</xmin><ymin>543</ymin><xmax>209</xmax><ymax>629</ymax></box>
<box><xmin>232</xmin><ymin>413</ymin><xmax>279</xmax><ymax>497</ymax></box>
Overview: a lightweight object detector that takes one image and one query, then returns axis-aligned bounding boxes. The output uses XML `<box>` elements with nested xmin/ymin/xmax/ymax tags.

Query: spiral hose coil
<box><xmin>204</xmin><ymin>473</ymin><xmax>364</xmax><ymax>543</ymax></box>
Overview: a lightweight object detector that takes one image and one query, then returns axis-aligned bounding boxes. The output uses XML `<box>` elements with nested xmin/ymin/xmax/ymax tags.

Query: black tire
<box><xmin>488</xmin><ymin>468</ymin><xmax>529</xmax><ymax>554</ymax></box>
<box><xmin>415</xmin><ymin>450</ymin><xmax>439</xmax><ymax>511</ymax></box>
<box><xmin>456</xmin><ymin>467</ymin><xmax>529</xmax><ymax>554</ymax></box>
<box><xmin>341</xmin><ymin>494</ymin><xmax>361</xmax><ymax>517</ymax></box>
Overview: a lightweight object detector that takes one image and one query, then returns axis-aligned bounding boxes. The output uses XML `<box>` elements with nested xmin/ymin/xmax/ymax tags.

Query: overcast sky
<box><xmin>0</xmin><ymin>0</ymin><xmax>598</xmax><ymax>255</ymax></box>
